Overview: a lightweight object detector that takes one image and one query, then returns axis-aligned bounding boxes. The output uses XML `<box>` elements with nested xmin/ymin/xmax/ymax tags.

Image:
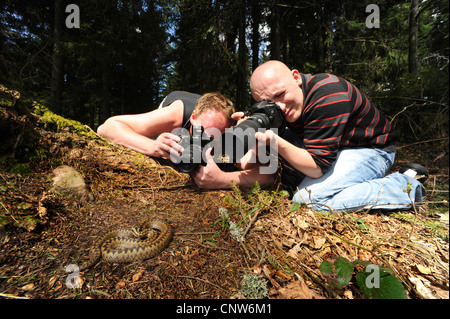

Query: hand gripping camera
<box><xmin>172</xmin><ymin>124</ymin><xmax>214</xmax><ymax>173</ymax></box>
<box><xmin>172</xmin><ymin>124</ymin><xmax>235</xmax><ymax>173</ymax></box>
<box><xmin>220</xmin><ymin>100</ymin><xmax>286</xmax><ymax>163</ymax></box>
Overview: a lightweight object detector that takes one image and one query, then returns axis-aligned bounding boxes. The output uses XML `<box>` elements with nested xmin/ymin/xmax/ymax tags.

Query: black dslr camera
<box><xmin>221</xmin><ymin>100</ymin><xmax>285</xmax><ymax>162</ymax></box>
<box><xmin>172</xmin><ymin>124</ymin><xmax>214</xmax><ymax>173</ymax></box>
<box><xmin>172</xmin><ymin>125</ymin><xmax>235</xmax><ymax>173</ymax></box>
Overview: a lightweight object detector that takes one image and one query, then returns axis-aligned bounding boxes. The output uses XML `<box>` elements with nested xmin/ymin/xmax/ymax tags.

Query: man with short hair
<box><xmin>97</xmin><ymin>91</ymin><xmax>235</xmax><ymax>160</ymax></box>
<box><xmin>98</xmin><ymin>91</ymin><xmax>277</xmax><ymax>189</ymax></box>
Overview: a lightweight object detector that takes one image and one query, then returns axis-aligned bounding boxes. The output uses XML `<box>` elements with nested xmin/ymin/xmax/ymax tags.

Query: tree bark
<box><xmin>50</xmin><ymin>0</ymin><xmax>64</xmax><ymax>114</ymax></box>
<box><xmin>100</xmin><ymin>67</ymin><xmax>111</xmax><ymax>125</ymax></box>
<box><xmin>236</xmin><ymin>2</ymin><xmax>248</xmax><ymax>108</ymax></box>
<box><xmin>251</xmin><ymin>0</ymin><xmax>260</xmax><ymax>71</ymax></box>
<box><xmin>270</xmin><ymin>4</ymin><xmax>281</xmax><ymax>60</ymax></box>
<box><xmin>408</xmin><ymin>0</ymin><xmax>419</xmax><ymax>74</ymax></box>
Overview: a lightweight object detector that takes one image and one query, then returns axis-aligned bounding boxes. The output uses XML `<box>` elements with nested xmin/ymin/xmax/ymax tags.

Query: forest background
<box><xmin>0</xmin><ymin>0</ymin><xmax>448</xmax><ymax>144</ymax></box>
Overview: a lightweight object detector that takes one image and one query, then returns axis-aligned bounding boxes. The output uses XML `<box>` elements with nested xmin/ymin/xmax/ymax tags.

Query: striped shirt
<box><xmin>286</xmin><ymin>73</ymin><xmax>397</xmax><ymax>173</ymax></box>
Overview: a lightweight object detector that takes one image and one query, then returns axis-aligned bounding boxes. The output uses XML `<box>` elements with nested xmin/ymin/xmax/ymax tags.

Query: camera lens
<box><xmin>219</xmin><ymin>100</ymin><xmax>285</xmax><ymax>163</ymax></box>
<box><xmin>176</xmin><ymin>143</ymin><xmax>204</xmax><ymax>173</ymax></box>
<box><xmin>221</xmin><ymin>112</ymin><xmax>270</xmax><ymax>163</ymax></box>
<box><xmin>174</xmin><ymin>161</ymin><xmax>197</xmax><ymax>173</ymax></box>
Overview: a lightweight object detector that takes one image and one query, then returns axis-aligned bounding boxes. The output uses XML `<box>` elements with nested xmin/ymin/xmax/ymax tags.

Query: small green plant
<box><xmin>213</xmin><ymin>207</ymin><xmax>246</xmax><ymax>242</ymax></box>
<box><xmin>239</xmin><ymin>273</ymin><xmax>269</xmax><ymax>299</ymax></box>
<box><xmin>213</xmin><ymin>207</ymin><xmax>230</xmax><ymax>230</ymax></box>
<box><xmin>345</xmin><ymin>213</ymin><xmax>371</xmax><ymax>232</ymax></box>
<box><xmin>320</xmin><ymin>257</ymin><xmax>407</xmax><ymax>299</ymax></box>
<box><xmin>391</xmin><ymin>212</ymin><xmax>449</xmax><ymax>242</ymax></box>
<box><xmin>200</xmin><ymin>232</ymin><xmax>218</xmax><ymax>245</ymax></box>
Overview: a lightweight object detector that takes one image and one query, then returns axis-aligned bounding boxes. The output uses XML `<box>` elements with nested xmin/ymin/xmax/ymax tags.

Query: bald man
<box><xmin>248</xmin><ymin>60</ymin><xmax>428</xmax><ymax>212</ymax></box>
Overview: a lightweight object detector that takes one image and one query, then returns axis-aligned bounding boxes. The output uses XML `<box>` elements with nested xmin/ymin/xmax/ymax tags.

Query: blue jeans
<box><xmin>291</xmin><ymin>147</ymin><xmax>425</xmax><ymax>212</ymax></box>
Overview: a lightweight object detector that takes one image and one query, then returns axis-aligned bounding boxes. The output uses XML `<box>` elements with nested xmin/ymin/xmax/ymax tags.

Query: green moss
<box><xmin>0</xmin><ymin>97</ymin><xmax>14</xmax><ymax>108</ymax></box>
<box><xmin>33</xmin><ymin>102</ymin><xmax>98</xmax><ymax>139</ymax></box>
<box><xmin>8</xmin><ymin>162</ymin><xmax>32</xmax><ymax>176</ymax></box>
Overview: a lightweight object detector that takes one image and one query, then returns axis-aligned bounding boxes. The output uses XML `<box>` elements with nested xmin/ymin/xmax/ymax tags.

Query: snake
<box><xmin>79</xmin><ymin>219</ymin><xmax>173</xmax><ymax>270</ymax></box>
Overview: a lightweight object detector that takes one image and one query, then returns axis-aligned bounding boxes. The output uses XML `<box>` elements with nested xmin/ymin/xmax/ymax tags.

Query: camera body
<box><xmin>221</xmin><ymin>100</ymin><xmax>285</xmax><ymax>162</ymax></box>
<box><xmin>242</xmin><ymin>100</ymin><xmax>285</xmax><ymax>130</ymax></box>
<box><xmin>173</xmin><ymin>124</ymin><xmax>214</xmax><ymax>173</ymax></box>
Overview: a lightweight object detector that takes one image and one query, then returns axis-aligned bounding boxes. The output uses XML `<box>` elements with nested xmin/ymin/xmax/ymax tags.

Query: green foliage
<box><xmin>6</xmin><ymin>161</ymin><xmax>31</xmax><ymax>176</ymax></box>
<box><xmin>320</xmin><ymin>257</ymin><xmax>354</xmax><ymax>289</ymax></box>
<box><xmin>355</xmin><ymin>266</ymin><xmax>407</xmax><ymax>299</ymax></box>
<box><xmin>33</xmin><ymin>102</ymin><xmax>98</xmax><ymax>139</ymax></box>
<box><xmin>391</xmin><ymin>212</ymin><xmax>449</xmax><ymax>242</ymax></box>
<box><xmin>320</xmin><ymin>257</ymin><xmax>407</xmax><ymax>299</ymax></box>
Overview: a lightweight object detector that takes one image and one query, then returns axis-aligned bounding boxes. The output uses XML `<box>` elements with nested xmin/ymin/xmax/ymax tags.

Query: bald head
<box><xmin>250</xmin><ymin>61</ymin><xmax>292</xmax><ymax>90</ymax></box>
<box><xmin>250</xmin><ymin>60</ymin><xmax>304</xmax><ymax>123</ymax></box>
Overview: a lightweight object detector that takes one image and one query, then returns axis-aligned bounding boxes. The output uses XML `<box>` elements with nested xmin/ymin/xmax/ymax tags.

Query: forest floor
<box><xmin>0</xmin><ymin>94</ymin><xmax>448</xmax><ymax>300</ymax></box>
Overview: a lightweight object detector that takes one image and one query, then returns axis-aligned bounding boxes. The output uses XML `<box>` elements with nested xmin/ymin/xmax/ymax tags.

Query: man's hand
<box><xmin>255</xmin><ymin>129</ymin><xmax>278</xmax><ymax>147</ymax></box>
<box><xmin>231</xmin><ymin>111</ymin><xmax>246</xmax><ymax>125</ymax></box>
<box><xmin>151</xmin><ymin>132</ymin><xmax>182</xmax><ymax>158</ymax></box>
<box><xmin>190</xmin><ymin>147</ymin><xmax>227</xmax><ymax>189</ymax></box>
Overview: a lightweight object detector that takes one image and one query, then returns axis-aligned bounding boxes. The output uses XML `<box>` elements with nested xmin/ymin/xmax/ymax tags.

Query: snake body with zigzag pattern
<box><xmin>79</xmin><ymin>219</ymin><xmax>173</xmax><ymax>270</ymax></box>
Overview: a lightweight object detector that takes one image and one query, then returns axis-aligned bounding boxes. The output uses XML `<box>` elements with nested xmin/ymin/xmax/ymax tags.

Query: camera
<box><xmin>172</xmin><ymin>100</ymin><xmax>285</xmax><ymax>173</ymax></box>
<box><xmin>172</xmin><ymin>124</ymin><xmax>235</xmax><ymax>173</ymax></box>
<box><xmin>172</xmin><ymin>124</ymin><xmax>214</xmax><ymax>173</ymax></box>
<box><xmin>221</xmin><ymin>100</ymin><xmax>285</xmax><ymax>162</ymax></box>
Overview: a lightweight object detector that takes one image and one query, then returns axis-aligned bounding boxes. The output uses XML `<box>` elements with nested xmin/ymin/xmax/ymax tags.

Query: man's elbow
<box><xmin>97</xmin><ymin>123</ymin><xmax>107</xmax><ymax>137</ymax></box>
<box><xmin>97</xmin><ymin>118</ymin><xmax>115</xmax><ymax>137</ymax></box>
<box><xmin>309</xmin><ymin>167</ymin><xmax>324</xmax><ymax>179</ymax></box>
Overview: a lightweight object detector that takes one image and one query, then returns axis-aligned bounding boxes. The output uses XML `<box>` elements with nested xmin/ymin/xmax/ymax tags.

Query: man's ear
<box><xmin>190</xmin><ymin>110</ymin><xmax>196</xmax><ymax>122</ymax></box>
<box><xmin>292</xmin><ymin>69</ymin><xmax>302</xmax><ymax>86</ymax></box>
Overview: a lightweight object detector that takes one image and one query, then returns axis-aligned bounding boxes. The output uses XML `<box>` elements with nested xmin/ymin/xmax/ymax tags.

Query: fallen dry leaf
<box><xmin>21</xmin><ymin>283</ymin><xmax>35</xmax><ymax>291</ymax></box>
<box><xmin>132</xmin><ymin>269</ymin><xmax>145</xmax><ymax>282</ymax></box>
<box><xmin>416</xmin><ymin>264</ymin><xmax>433</xmax><ymax>275</ymax></box>
<box><xmin>115</xmin><ymin>280</ymin><xmax>126</xmax><ymax>289</ymax></box>
<box><xmin>409</xmin><ymin>277</ymin><xmax>435</xmax><ymax>299</ymax></box>
<box><xmin>48</xmin><ymin>275</ymin><xmax>58</xmax><ymax>288</ymax></box>
<box><xmin>312</xmin><ymin>236</ymin><xmax>326</xmax><ymax>249</ymax></box>
<box><xmin>344</xmin><ymin>290</ymin><xmax>353</xmax><ymax>299</ymax></box>
<box><xmin>292</xmin><ymin>216</ymin><xmax>309</xmax><ymax>230</ymax></box>
<box><xmin>275</xmin><ymin>276</ymin><xmax>324</xmax><ymax>299</ymax></box>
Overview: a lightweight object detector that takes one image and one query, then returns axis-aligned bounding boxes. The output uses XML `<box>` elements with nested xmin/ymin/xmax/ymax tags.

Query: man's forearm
<box><xmin>223</xmin><ymin>167</ymin><xmax>276</xmax><ymax>189</ymax></box>
<box><xmin>277</xmin><ymin>137</ymin><xmax>323</xmax><ymax>179</ymax></box>
<box><xmin>97</xmin><ymin>119</ymin><xmax>157</xmax><ymax>156</ymax></box>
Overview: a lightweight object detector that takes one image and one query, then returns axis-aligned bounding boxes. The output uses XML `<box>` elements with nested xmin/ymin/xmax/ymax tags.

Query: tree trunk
<box><xmin>236</xmin><ymin>2</ymin><xmax>248</xmax><ymax>109</ymax></box>
<box><xmin>50</xmin><ymin>0</ymin><xmax>64</xmax><ymax>115</ymax></box>
<box><xmin>270</xmin><ymin>4</ymin><xmax>281</xmax><ymax>60</ymax></box>
<box><xmin>251</xmin><ymin>0</ymin><xmax>260</xmax><ymax>71</ymax></box>
<box><xmin>409</xmin><ymin>0</ymin><xmax>419</xmax><ymax>74</ymax></box>
<box><xmin>317</xmin><ymin>6</ymin><xmax>332</xmax><ymax>73</ymax></box>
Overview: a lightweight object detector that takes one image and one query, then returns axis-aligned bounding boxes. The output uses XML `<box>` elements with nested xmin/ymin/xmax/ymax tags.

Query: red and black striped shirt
<box><xmin>287</xmin><ymin>73</ymin><xmax>397</xmax><ymax>172</ymax></box>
